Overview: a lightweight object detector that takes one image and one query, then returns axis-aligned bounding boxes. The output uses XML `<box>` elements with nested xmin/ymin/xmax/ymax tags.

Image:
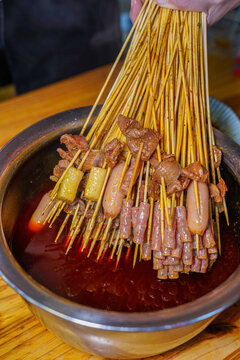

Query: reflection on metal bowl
<box><xmin>0</xmin><ymin>106</ymin><xmax>239</xmax><ymax>358</ymax></box>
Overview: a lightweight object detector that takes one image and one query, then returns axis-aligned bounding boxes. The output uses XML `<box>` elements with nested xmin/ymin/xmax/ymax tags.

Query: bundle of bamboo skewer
<box><xmin>34</xmin><ymin>0</ymin><xmax>229</xmax><ymax>280</ymax></box>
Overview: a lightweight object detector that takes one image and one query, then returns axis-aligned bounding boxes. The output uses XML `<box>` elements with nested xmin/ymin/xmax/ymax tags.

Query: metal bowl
<box><xmin>0</xmin><ymin>106</ymin><xmax>240</xmax><ymax>358</ymax></box>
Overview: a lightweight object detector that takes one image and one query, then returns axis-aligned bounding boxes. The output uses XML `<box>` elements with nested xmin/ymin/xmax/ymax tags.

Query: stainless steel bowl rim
<box><xmin>0</xmin><ymin>106</ymin><xmax>240</xmax><ymax>332</ymax></box>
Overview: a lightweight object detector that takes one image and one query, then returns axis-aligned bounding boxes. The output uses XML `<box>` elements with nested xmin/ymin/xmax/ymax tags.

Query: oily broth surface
<box><xmin>11</xmin><ymin>188</ymin><xmax>240</xmax><ymax>312</ymax></box>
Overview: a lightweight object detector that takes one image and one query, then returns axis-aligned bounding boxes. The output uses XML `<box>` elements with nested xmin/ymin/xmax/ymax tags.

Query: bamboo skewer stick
<box><xmin>41</xmin><ymin>4</ymin><xmax>227</xmax><ymax>273</ymax></box>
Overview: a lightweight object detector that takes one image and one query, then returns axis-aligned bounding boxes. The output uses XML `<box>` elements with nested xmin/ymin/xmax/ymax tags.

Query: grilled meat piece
<box><xmin>118</xmin><ymin>114</ymin><xmax>160</xmax><ymax>161</ymax></box>
<box><xmin>57</xmin><ymin>148</ymin><xmax>81</xmax><ymax>166</ymax></box>
<box><xmin>167</xmin><ymin>176</ymin><xmax>190</xmax><ymax>197</ymax></box>
<box><xmin>64</xmin><ymin>199</ymin><xmax>86</xmax><ymax>216</ymax></box>
<box><xmin>181</xmin><ymin>161</ymin><xmax>208</xmax><ymax>182</ymax></box>
<box><xmin>217</xmin><ymin>178</ymin><xmax>228</xmax><ymax>198</ymax></box>
<box><xmin>53</xmin><ymin>159</ymin><xmax>69</xmax><ymax>179</ymax></box>
<box><xmin>153</xmin><ymin>157</ymin><xmax>181</xmax><ymax>186</ymax></box>
<box><xmin>209</xmin><ymin>183</ymin><xmax>222</xmax><ymax>203</ymax></box>
<box><xmin>104</xmin><ymin>138</ymin><xmax>124</xmax><ymax>168</ymax></box>
<box><xmin>60</xmin><ymin>134</ymin><xmax>89</xmax><ymax>151</ymax></box>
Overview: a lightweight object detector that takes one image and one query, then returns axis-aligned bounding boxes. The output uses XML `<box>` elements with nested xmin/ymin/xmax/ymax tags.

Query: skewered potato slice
<box><xmin>58</xmin><ymin>167</ymin><xmax>83</xmax><ymax>203</ymax></box>
<box><xmin>85</xmin><ymin>167</ymin><xmax>107</xmax><ymax>201</ymax></box>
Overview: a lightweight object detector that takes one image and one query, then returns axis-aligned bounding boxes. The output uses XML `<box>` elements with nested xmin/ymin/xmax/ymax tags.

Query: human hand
<box><xmin>130</xmin><ymin>0</ymin><xmax>240</xmax><ymax>26</ymax></box>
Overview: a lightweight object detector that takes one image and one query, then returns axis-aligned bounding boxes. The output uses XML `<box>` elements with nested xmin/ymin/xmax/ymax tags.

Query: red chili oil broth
<box><xmin>11</xmin><ymin>189</ymin><xmax>240</xmax><ymax>312</ymax></box>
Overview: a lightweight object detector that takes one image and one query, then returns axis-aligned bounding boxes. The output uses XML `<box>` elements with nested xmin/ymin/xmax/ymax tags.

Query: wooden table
<box><xmin>0</xmin><ymin>57</ymin><xmax>240</xmax><ymax>360</ymax></box>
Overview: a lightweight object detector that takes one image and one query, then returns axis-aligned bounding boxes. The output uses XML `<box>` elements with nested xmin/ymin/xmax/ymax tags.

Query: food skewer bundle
<box><xmin>30</xmin><ymin>0</ymin><xmax>229</xmax><ymax>280</ymax></box>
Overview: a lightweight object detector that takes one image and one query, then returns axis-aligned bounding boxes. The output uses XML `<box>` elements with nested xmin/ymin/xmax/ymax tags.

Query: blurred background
<box><xmin>0</xmin><ymin>0</ymin><xmax>239</xmax><ymax>102</ymax></box>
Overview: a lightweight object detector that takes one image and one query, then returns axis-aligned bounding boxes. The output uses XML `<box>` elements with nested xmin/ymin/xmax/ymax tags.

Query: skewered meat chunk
<box><xmin>209</xmin><ymin>183</ymin><xmax>222</xmax><ymax>203</ymax></box>
<box><xmin>118</xmin><ymin>115</ymin><xmax>140</xmax><ymax>133</ymax></box>
<box><xmin>132</xmin><ymin>202</ymin><xmax>150</xmax><ymax>245</ymax></box>
<box><xmin>120</xmin><ymin>157</ymin><xmax>142</xmax><ymax>196</ymax></box>
<box><xmin>142</xmin><ymin>242</ymin><xmax>152</xmax><ymax>261</ymax></box>
<box><xmin>191</xmin><ymin>256</ymin><xmax>202</xmax><ymax>272</ymax></box>
<box><xmin>65</xmin><ymin>199</ymin><xmax>86</xmax><ymax>216</ymax></box>
<box><xmin>149</xmin><ymin>154</ymin><xmax>160</xmax><ymax>169</ymax></box>
<box><xmin>57</xmin><ymin>148</ymin><xmax>81</xmax><ymax>166</ymax></box>
<box><xmin>192</xmin><ymin>235</ymin><xmax>204</xmax><ymax>250</ymax></box>
<box><xmin>209</xmin><ymin>253</ymin><xmax>218</xmax><ymax>261</ymax></box>
<box><xmin>198</xmin><ymin>248</ymin><xmax>207</xmax><ymax>260</ymax></box>
<box><xmin>212</xmin><ymin>145</ymin><xmax>222</xmax><ymax>168</ymax></box>
<box><xmin>182</xmin><ymin>242</ymin><xmax>193</xmax><ymax>265</ymax></box>
<box><xmin>153</xmin><ymin>257</ymin><xmax>163</xmax><ymax>270</ymax></box>
<box><xmin>217</xmin><ymin>178</ymin><xmax>228</xmax><ymax>198</ymax></box>
<box><xmin>60</xmin><ymin>134</ymin><xmax>89</xmax><ymax>151</ymax></box>
<box><xmin>203</xmin><ymin>224</ymin><xmax>216</xmax><ymax>248</ymax></box>
<box><xmin>208</xmin><ymin>245</ymin><xmax>218</xmax><ymax>254</ymax></box>
<box><xmin>187</xmin><ymin>181</ymin><xmax>209</xmax><ymax>235</ymax></box>
<box><xmin>138</xmin><ymin>181</ymin><xmax>146</xmax><ymax>203</ymax></box>
<box><xmin>168</xmin><ymin>266</ymin><xmax>179</xmax><ymax>279</ymax></box>
<box><xmin>162</xmin><ymin>246</ymin><xmax>171</xmax><ymax>256</ymax></box>
<box><xmin>148</xmin><ymin>180</ymin><xmax>160</xmax><ymax>200</ymax></box>
<box><xmin>171</xmin><ymin>232</ymin><xmax>183</xmax><ymax>258</ymax></box>
<box><xmin>132</xmin><ymin>207</ymin><xmax>138</xmax><ymax>231</ymax></box>
<box><xmin>151</xmin><ymin>201</ymin><xmax>162</xmax><ymax>251</ymax></box>
<box><xmin>118</xmin><ymin>114</ymin><xmax>160</xmax><ymax>161</ymax></box>
<box><xmin>209</xmin><ymin>178</ymin><xmax>227</xmax><ymax>203</ymax></box>
<box><xmin>176</xmin><ymin>206</ymin><xmax>192</xmax><ymax>243</ymax></box>
<box><xmin>164</xmin><ymin>209</ymin><xmax>176</xmax><ymax>249</ymax></box>
<box><xmin>120</xmin><ymin>199</ymin><xmax>133</xmax><ymax>239</ymax></box>
<box><xmin>157</xmin><ymin>267</ymin><xmax>168</xmax><ymax>280</ymax></box>
<box><xmin>104</xmin><ymin>139</ymin><xmax>124</xmax><ymax>168</ymax></box>
<box><xmin>153</xmin><ymin>250</ymin><xmax>165</xmax><ymax>259</ymax></box>
<box><xmin>153</xmin><ymin>157</ymin><xmax>181</xmax><ymax>186</ymax></box>
<box><xmin>58</xmin><ymin>148</ymin><xmax>103</xmax><ymax>172</ymax></box>
<box><xmin>167</xmin><ymin>176</ymin><xmax>190</xmax><ymax>197</ymax></box>
<box><xmin>181</xmin><ymin>162</ymin><xmax>208</xmax><ymax>182</ymax></box>
<box><xmin>53</xmin><ymin>159</ymin><xmax>69</xmax><ymax>179</ymax></box>
<box><xmin>174</xmin><ymin>261</ymin><xmax>184</xmax><ymax>272</ymax></box>
<box><xmin>82</xmin><ymin>150</ymin><xmax>104</xmax><ymax>172</ymax></box>
<box><xmin>150</xmin><ymin>151</ymin><xmax>175</xmax><ymax>169</ymax></box>
<box><xmin>201</xmin><ymin>259</ymin><xmax>209</xmax><ymax>273</ymax></box>
<box><xmin>163</xmin><ymin>257</ymin><xmax>179</xmax><ymax>266</ymax></box>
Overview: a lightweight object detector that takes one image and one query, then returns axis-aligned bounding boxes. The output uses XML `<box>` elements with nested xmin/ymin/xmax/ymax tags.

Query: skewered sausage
<box><xmin>103</xmin><ymin>162</ymin><xmax>125</xmax><ymax>218</ymax></box>
<box><xmin>186</xmin><ymin>181</ymin><xmax>209</xmax><ymax>235</ymax></box>
<box><xmin>28</xmin><ymin>191</ymin><xmax>55</xmax><ymax>232</ymax></box>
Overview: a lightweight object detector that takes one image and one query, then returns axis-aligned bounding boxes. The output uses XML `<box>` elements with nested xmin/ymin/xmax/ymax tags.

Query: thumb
<box><xmin>155</xmin><ymin>0</ymin><xmax>210</xmax><ymax>13</ymax></box>
<box><xmin>130</xmin><ymin>0</ymin><xmax>143</xmax><ymax>24</ymax></box>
